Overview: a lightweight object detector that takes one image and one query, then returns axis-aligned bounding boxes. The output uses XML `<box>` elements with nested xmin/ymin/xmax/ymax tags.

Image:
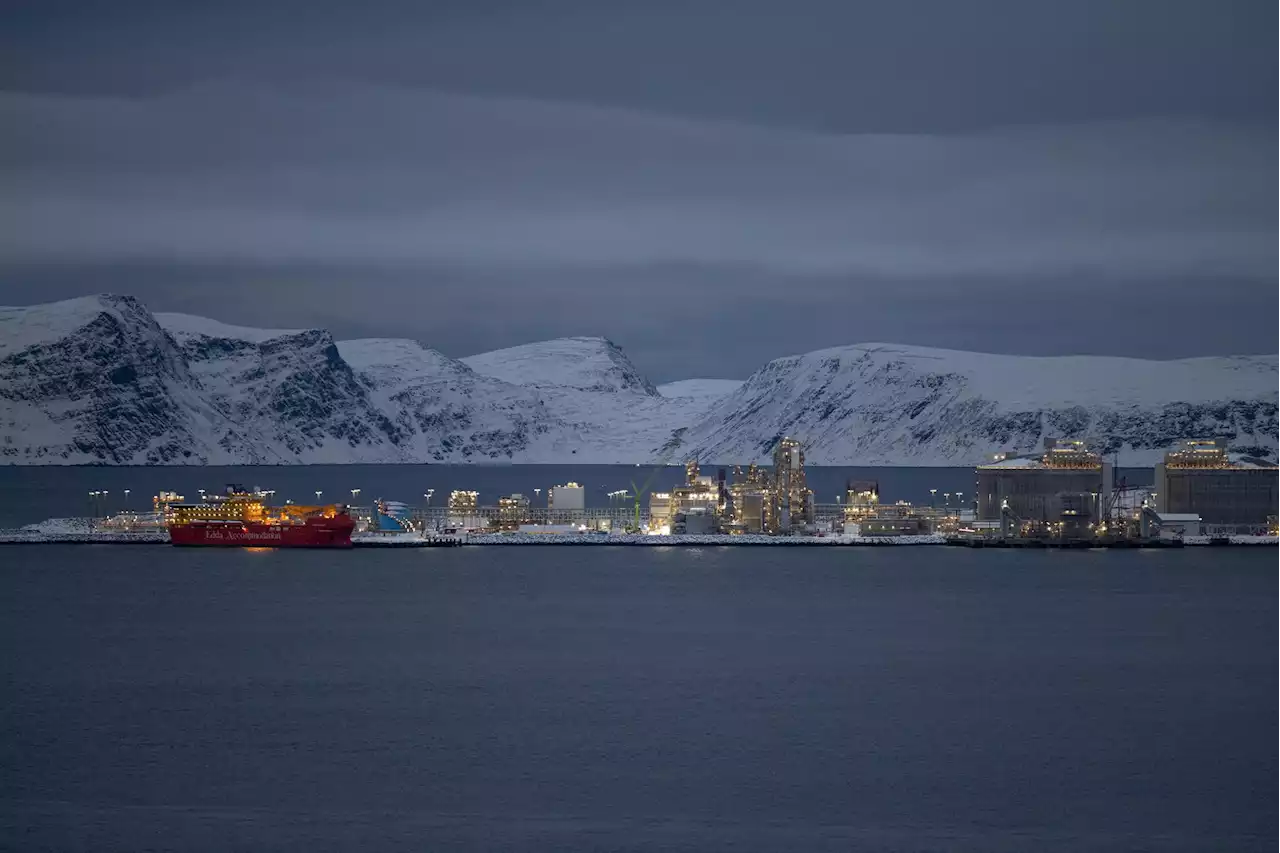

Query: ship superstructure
<box><xmin>167</xmin><ymin>485</ymin><xmax>355</xmax><ymax>548</ymax></box>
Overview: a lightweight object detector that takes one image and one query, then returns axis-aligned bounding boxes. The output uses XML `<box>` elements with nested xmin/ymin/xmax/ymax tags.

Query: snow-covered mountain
<box><xmin>336</xmin><ymin>338</ymin><xmax>562</xmax><ymax>461</ymax></box>
<box><xmin>158</xmin><ymin>313</ymin><xmax>405</xmax><ymax>462</ymax></box>
<box><xmin>0</xmin><ymin>297</ymin><xmax>1274</xmax><ymax>466</ymax></box>
<box><xmin>463</xmin><ymin>337</ymin><xmax>722</xmax><ymax>462</ymax></box>
<box><xmin>675</xmin><ymin>343</ymin><xmax>1278</xmax><ymax>465</ymax></box>
<box><xmin>0</xmin><ymin>296</ymin><xmax>723</xmax><ymax>464</ymax></box>
<box><xmin>462</xmin><ymin>337</ymin><xmax>660</xmax><ymax>395</ymax></box>
<box><xmin>0</xmin><ymin>295</ymin><xmax>254</xmax><ymax>464</ymax></box>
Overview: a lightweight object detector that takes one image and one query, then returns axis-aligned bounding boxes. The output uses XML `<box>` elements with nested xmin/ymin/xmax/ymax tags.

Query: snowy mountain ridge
<box><xmin>336</xmin><ymin>337</ymin><xmax>565</xmax><ymax>462</ymax></box>
<box><xmin>0</xmin><ymin>295</ymin><xmax>257</xmax><ymax>464</ymax></box>
<box><xmin>155</xmin><ymin>311</ymin><xmax>307</xmax><ymax>343</ymax></box>
<box><xmin>462</xmin><ymin>336</ymin><xmax>661</xmax><ymax>396</ymax></box>
<box><xmin>161</xmin><ymin>313</ymin><xmax>405</xmax><ymax>463</ymax></box>
<box><xmin>675</xmin><ymin>343</ymin><xmax>1277</xmax><ymax>465</ymax></box>
<box><xmin>0</xmin><ymin>296</ymin><xmax>729</xmax><ymax>464</ymax></box>
<box><xmin>0</xmin><ymin>296</ymin><xmax>1274</xmax><ymax>466</ymax></box>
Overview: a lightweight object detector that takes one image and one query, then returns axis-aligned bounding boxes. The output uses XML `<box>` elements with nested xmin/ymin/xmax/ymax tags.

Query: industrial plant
<box><xmin>976</xmin><ymin>439</ymin><xmax>1113</xmax><ymax>525</ymax></box>
<box><xmin>409</xmin><ymin>435</ymin><xmax>1272</xmax><ymax>543</ymax></box>
<box><xmin>72</xmin><ymin>436</ymin><xmax>1276</xmax><ymax>546</ymax></box>
<box><xmin>649</xmin><ymin>441</ymin><xmax>816</xmax><ymax>536</ymax></box>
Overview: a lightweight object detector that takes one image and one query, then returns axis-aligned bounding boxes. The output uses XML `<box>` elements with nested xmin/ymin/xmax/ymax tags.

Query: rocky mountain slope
<box><xmin>0</xmin><ymin>296</ymin><xmax>251</xmax><ymax>463</ymax></box>
<box><xmin>0</xmin><ymin>296</ymin><xmax>732</xmax><ymax>464</ymax></box>
<box><xmin>336</xmin><ymin>338</ymin><xmax>561</xmax><ymax>461</ymax></box>
<box><xmin>675</xmin><ymin>343</ymin><xmax>1278</xmax><ymax>465</ymax></box>
<box><xmin>159</xmin><ymin>313</ymin><xmax>406</xmax><ymax>462</ymax></box>
<box><xmin>0</xmin><ymin>297</ymin><xmax>1274</xmax><ymax>465</ymax></box>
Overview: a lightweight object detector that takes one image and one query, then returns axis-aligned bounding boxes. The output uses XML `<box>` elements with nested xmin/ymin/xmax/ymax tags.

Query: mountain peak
<box><xmin>155</xmin><ymin>312</ymin><xmax>312</xmax><ymax>344</ymax></box>
<box><xmin>0</xmin><ymin>293</ymin><xmax>157</xmax><ymax>359</ymax></box>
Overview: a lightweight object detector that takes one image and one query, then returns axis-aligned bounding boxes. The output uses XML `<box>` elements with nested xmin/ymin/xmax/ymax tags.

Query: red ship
<box><xmin>166</xmin><ymin>485</ymin><xmax>355</xmax><ymax>548</ymax></box>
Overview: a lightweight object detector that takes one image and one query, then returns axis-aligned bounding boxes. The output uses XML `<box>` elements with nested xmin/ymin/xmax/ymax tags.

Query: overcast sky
<box><xmin>2</xmin><ymin>0</ymin><xmax>1275</xmax><ymax>381</ymax></box>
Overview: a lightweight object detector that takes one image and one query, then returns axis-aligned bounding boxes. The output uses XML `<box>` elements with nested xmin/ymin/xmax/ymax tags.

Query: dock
<box><xmin>352</xmin><ymin>535</ymin><xmax>464</xmax><ymax>548</ymax></box>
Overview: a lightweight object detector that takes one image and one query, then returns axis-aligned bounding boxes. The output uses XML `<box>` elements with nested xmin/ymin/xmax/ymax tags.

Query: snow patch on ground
<box><xmin>657</xmin><ymin>379</ymin><xmax>745</xmax><ymax>400</ymax></box>
<box><xmin>1181</xmin><ymin>535</ymin><xmax>1278</xmax><ymax>545</ymax></box>
<box><xmin>4</xmin><ymin>517</ymin><xmax>168</xmax><ymax>543</ymax></box>
<box><xmin>20</xmin><ymin>517</ymin><xmax>95</xmax><ymax>534</ymax></box>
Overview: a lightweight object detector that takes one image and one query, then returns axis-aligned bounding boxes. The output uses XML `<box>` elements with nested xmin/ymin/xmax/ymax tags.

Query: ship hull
<box><xmin>169</xmin><ymin>518</ymin><xmax>355</xmax><ymax>548</ymax></box>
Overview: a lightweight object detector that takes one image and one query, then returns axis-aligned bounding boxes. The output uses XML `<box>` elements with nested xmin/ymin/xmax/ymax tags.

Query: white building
<box><xmin>672</xmin><ymin>507</ymin><xmax>717</xmax><ymax>535</ymax></box>
<box><xmin>1156</xmin><ymin>513</ymin><xmax>1201</xmax><ymax>539</ymax></box>
<box><xmin>549</xmin><ymin>482</ymin><xmax>586</xmax><ymax>512</ymax></box>
<box><xmin>648</xmin><ymin>492</ymin><xmax>672</xmax><ymax>530</ymax></box>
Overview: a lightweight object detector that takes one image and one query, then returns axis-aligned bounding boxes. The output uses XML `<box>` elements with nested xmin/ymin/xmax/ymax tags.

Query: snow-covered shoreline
<box><xmin>2</xmin><ymin>531</ymin><xmax>169</xmax><ymax>544</ymax></box>
<box><xmin>1180</xmin><ymin>535</ymin><xmax>1279</xmax><ymax>546</ymax></box>
<box><xmin>2</xmin><ymin>517</ymin><xmax>163</xmax><ymax>542</ymax></box>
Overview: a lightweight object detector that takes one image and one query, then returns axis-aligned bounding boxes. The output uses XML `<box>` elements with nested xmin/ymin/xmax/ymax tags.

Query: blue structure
<box><xmin>375</xmin><ymin>500</ymin><xmax>414</xmax><ymax>532</ymax></box>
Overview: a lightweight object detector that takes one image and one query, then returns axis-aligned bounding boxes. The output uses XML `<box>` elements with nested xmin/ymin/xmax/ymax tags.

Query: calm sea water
<box><xmin>0</xmin><ymin>464</ymin><xmax>1155</xmax><ymax>529</ymax></box>
<box><xmin>0</xmin><ymin>545</ymin><xmax>1273</xmax><ymax>852</ymax></box>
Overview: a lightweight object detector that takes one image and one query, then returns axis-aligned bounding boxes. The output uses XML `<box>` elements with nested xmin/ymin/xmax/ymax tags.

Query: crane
<box><xmin>628</xmin><ymin>440</ymin><xmax>682</xmax><ymax>531</ymax></box>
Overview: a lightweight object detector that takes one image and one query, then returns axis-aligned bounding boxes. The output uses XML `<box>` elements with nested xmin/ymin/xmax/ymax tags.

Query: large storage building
<box><xmin>548</xmin><ymin>483</ymin><xmax>586</xmax><ymax>512</ymax></box>
<box><xmin>976</xmin><ymin>439</ymin><xmax>1114</xmax><ymax>529</ymax></box>
<box><xmin>1154</xmin><ymin>440</ymin><xmax>1278</xmax><ymax>529</ymax></box>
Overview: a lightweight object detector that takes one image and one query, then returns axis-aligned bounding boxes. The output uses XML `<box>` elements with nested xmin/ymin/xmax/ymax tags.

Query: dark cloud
<box><xmin>0</xmin><ymin>1</ymin><xmax>1275</xmax><ymax>381</ymax></box>
<box><xmin>2</xmin><ymin>89</ymin><xmax>1270</xmax><ymax>274</ymax></box>
<box><xmin>3</xmin><ymin>0</ymin><xmax>1274</xmax><ymax>131</ymax></box>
